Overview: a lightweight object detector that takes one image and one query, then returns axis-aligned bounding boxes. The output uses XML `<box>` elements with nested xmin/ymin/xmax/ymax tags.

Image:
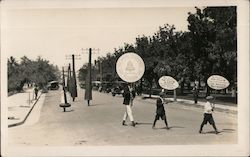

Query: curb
<box><xmin>8</xmin><ymin>92</ymin><xmax>43</xmax><ymax>128</ymax></box>
<box><xmin>140</xmin><ymin>94</ymin><xmax>237</xmax><ymax>114</ymax></box>
<box><xmin>175</xmin><ymin>100</ymin><xmax>237</xmax><ymax>114</ymax></box>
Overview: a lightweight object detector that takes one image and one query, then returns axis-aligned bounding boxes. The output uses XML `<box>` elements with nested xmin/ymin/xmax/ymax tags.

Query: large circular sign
<box><xmin>159</xmin><ymin>76</ymin><xmax>179</xmax><ymax>90</ymax></box>
<box><xmin>207</xmin><ymin>75</ymin><xmax>230</xmax><ymax>90</ymax></box>
<box><xmin>116</xmin><ymin>53</ymin><xmax>145</xmax><ymax>83</ymax></box>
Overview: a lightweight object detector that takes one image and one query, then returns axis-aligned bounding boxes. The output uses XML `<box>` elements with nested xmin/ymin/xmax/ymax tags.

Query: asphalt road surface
<box><xmin>8</xmin><ymin>88</ymin><xmax>237</xmax><ymax>146</ymax></box>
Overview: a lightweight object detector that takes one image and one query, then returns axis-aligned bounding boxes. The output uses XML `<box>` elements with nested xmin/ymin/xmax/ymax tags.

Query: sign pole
<box><xmin>174</xmin><ymin>89</ymin><xmax>177</xmax><ymax>102</ymax></box>
<box><xmin>62</xmin><ymin>67</ymin><xmax>68</xmax><ymax>104</ymax></box>
<box><xmin>59</xmin><ymin>67</ymin><xmax>71</xmax><ymax>112</ymax></box>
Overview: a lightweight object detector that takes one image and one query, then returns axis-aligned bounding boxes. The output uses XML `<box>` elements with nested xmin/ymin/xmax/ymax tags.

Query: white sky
<box><xmin>2</xmin><ymin>7</ymin><xmax>196</xmax><ymax>71</ymax></box>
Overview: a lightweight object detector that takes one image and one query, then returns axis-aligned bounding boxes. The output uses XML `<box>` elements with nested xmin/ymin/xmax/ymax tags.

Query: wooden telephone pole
<box><xmin>82</xmin><ymin>48</ymin><xmax>100</xmax><ymax>106</ymax></box>
<box><xmin>66</xmin><ymin>54</ymin><xmax>81</xmax><ymax>101</ymax></box>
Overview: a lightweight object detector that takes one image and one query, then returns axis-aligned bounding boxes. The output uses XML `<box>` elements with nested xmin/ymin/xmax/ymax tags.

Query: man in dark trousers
<box><xmin>193</xmin><ymin>83</ymin><xmax>199</xmax><ymax>104</ymax></box>
<box><xmin>34</xmin><ymin>85</ymin><xmax>39</xmax><ymax>100</ymax></box>
<box><xmin>152</xmin><ymin>91</ymin><xmax>169</xmax><ymax>129</ymax></box>
<box><xmin>199</xmin><ymin>96</ymin><xmax>219</xmax><ymax>134</ymax></box>
<box><xmin>122</xmin><ymin>84</ymin><xmax>136</xmax><ymax>127</ymax></box>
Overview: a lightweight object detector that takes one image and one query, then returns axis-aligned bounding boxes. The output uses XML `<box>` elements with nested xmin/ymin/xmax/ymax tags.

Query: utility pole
<box><xmin>67</xmin><ymin>63</ymin><xmax>71</xmax><ymax>93</ymax></box>
<box><xmin>98</xmin><ymin>60</ymin><xmax>103</xmax><ymax>83</ymax></box>
<box><xmin>82</xmin><ymin>48</ymin><xmax>100</xmax><ymax>106</ymax></box>
<box><xmin>72</xmin><ymin>54</ymin><xmax>77</xmax><ymax>101</ymax></box>
<box><xmin>66</xmin><ymin>54</ymin><xmax>81</xmax><ymax>101</ymax></box>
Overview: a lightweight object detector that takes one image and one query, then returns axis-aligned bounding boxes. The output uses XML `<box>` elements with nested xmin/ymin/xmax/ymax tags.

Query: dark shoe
<box><xmin>199</xmin><ymin>130</ymin><xmax>203</xmax><ymax>134</ymax></box>
<box><xmin>122</xmin><ymin>120</ymin><xmax>126</xmax><ymax>126</ymax></box>
<box><xmin>215</xmin><ymin>131</ymin><xmax>220</xmax><ymax>134</ymax></box>
<box><xmin>152</xmin><ymin>125</ymin><xmax>155</xmax><ymax>129</ymax></box>
<box><xmin>166</xmin><ymin>127</ymin><xmax>170</xmax><ymax>130</ymax></box>
<box><xmin>131</xmin><ymin>121</ymin><xmax>136</xmax><ymax>127</ymax></box>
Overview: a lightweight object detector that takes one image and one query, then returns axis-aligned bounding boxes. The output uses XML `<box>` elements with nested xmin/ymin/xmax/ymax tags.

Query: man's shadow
<box><xmin>136</xmin><ymin>122</ymin><xmax>185</xmax><ymax>130</ymax></box>
<box><xmin>87</xmin><ymin>104</ymin><xmax>102</xmax><ymax>106</ymax></box>
<box><xmin>135</xmin><ymin>122</ymin><xmax>153</xmax><ymax>125</ymax></box>
<box><xmin>206</xmin><ymin>129</ymin><xmax>235</xmax><ymax>134</ymax></box>
<box><xmin>63</xmin><ymin>109</ymin><xmax>74</xmax><ymax>112</ymax></box>
<box><xmin>167</xmin><ymin>126</ymin><xmax>185</xmax><ymax>129</ymax></box>
<box><xmin>158</xmin><ymin>126</ymin><xmax>185</xmax><ymax>129</ymax></box>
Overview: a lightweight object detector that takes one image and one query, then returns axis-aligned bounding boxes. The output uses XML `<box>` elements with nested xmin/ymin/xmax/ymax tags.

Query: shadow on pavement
<box><xmin>222</xmin><ymin>128</ymin><xmax>235</xmax><ymax>131</ymax></box>
<box><xmin>8</xmin><ymin>117</ymin><xmax>20</xmax><ymax>120</ymax></box>
<box><xmin>157</xmin><ymin>126</ymin><xmax>185</xmax><ymax>129</ymax></box>
<box><xmin>206</xmin><ymin>129</ymin><xmax>235</xmax><ymax>134</ymax></box>
<box><xmin>206</xmin><ymin>131</ymin><xmax>221</xmax><ymax>134</ymax></box>
<box><xmin>75</xmin><ymin>140</ymin><xmax>87</xmax><ymax>145</ymax></box>
<box><xmin>220</xmin><ymin>128</ymin><xmax>236</xmax><ymax>133</ymax></box>
<box><xmin>168</xmin><ymin>126</ymin><xmax>185</xmax><ymax>129</ymax></box>
<box><xmin>61</xmin><ymin>109</ymin><xmax>74</xmax><ymax>112</ymax></box>
<box><xmin>20</xmin><ymin>105</ymin><xmax>32</xmax><ymax>108</ymax></box>
<box><xmin>88</xmin><ymin>103</ymin><xmax>106</xmax><ymax>106</ymax></box>
<box><xmin>136</xmin><ymin>122</ymin><xmax>153</xmax><ymax>125</ymax></box>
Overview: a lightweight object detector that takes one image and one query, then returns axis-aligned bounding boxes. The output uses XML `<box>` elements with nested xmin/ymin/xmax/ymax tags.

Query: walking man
<box><xmin>122</xmin><ymin>84</ymin><xmax>136</xmax><ymax>127</ymax></box>
<box><xmin>199</xmin><ymin>96</ymin><xmax>220</xmax><ymax>134</ymax></box>
<box><xmin>152</xmin><ymin>92</ymin><xmax>169</xmax><ymax>129</ymax></box>
<box><xmin>193</xmin><ymin>83</ymin><xmax>199</xmax><ymax>104</ymax></box>
<box><xmin>34</xmin><ymin>85</ymin><xmax>39</xmax><ymax>100</ymax></box>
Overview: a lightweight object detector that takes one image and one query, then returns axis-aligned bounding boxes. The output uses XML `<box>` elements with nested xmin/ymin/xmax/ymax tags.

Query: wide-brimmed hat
<box><xmin>206</xmin><ymin>96</ymin><xmax>214</xmax><ymax>100</ymax></box>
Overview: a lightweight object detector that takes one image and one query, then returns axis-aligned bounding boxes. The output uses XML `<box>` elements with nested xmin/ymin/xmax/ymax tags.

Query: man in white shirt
<box><xmin>199</xmin><ymin>96</ymin><xmax>219</xmax><ymax>134</ymax></box>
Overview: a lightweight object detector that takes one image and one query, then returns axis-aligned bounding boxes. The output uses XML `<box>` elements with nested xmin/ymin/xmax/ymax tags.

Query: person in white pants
<box><xmin>122</xmin><ymin>84</ymin><xmax>136</xmax><ymax>127</ymax></box>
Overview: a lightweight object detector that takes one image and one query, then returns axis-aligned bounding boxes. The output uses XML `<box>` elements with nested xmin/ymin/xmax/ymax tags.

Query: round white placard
<box><xmin>116</xmin><ymin>53</ymin><xmax>145</xmax><ymax>83</ymax></box>
<box><xmin>159</xmin><ymin>76</ymin><xmax>179</xmax><ymax>90</ymax></box>
<box><xmin>207</xmin><ymin>75</ymin><xmax>230</xmax><ymax>90</ymax></box>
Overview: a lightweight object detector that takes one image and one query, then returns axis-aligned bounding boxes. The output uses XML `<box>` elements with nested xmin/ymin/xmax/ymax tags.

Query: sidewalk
<box><xmin>7</xmin><ymin>87</ymin><xmax>72</xmax><ymax>127</ymax></box>
<box><xmin>8</xmin><ymin>87</ymin><xmax>42</xmax><ymax>127</ymax></box>
<box><xmin>140</xmin><ymin>94</ymin><xmax>237</xmax><ymax>114</ymax></box>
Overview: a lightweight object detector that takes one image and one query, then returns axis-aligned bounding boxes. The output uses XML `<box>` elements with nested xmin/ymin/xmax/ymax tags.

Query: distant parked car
<box><xmin>47</xmin><ymin>81</ymin><xmax>59</xmax><ymax>90</ymax></box>
<box><xmin>105</xmin><ymin>87</ymin><xmax>112</xmax><ymax>93</ymax></box>
<box><xmin>111</xmin><ymin>86</ymin><xmax>123</xmax><ymax>96</ymax></box>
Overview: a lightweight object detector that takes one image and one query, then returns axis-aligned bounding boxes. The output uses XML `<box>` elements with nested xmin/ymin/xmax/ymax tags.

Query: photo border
<box><xmin>1</xmin><ymin>0</ymin><xmax>249</xmax><ymax>156</ymax></box>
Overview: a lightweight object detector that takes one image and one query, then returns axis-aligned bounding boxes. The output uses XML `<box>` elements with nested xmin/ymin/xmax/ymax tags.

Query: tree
<box><xmin>8</xmin><ymin>56</ymin><xmax>22</xmax><ymax>91</ymax></box>
<box><xmin>7</xmin><ymin>56</ymin><xmax>60</xmax><ymax>92</ymax></box>
<box><xmin>82</xmin><ymin>6</ymin><xmax>237</xmax><ymax>97</ymax></box>
<box><xmin>203</xmin><ymin>7</ymin><xmax>237</xmax><ymax>87</ymax></box>
<box><xmin>187</xmin><ymin>6</ymin><xmax>237</xmax><ymax>95</ymax></box>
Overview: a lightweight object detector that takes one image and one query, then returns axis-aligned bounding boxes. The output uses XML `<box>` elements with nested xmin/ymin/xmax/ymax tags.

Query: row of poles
<box><xmin>60</xmin><ymin>48</ymin><xmax>98</xmax><ymax>111</ymax></box>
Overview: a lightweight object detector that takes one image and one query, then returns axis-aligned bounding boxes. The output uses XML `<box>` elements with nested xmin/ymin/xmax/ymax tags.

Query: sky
<box><xmin>2</xmin><ymin>6</ymin><xmax>196</xmax><ymax>71</ymax></box>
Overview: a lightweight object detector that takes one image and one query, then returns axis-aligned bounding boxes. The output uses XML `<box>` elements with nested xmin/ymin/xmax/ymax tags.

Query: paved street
<box><xmin>8</xmin><ymin>88</ymin><xmax>237</xmax><ymax>146</ymax></box>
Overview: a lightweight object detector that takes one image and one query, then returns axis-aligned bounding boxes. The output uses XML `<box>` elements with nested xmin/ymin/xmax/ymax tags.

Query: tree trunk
<box><xmin>206</xmin><ymin>85</ymin><xmax>210</xmax><ymax>96</ymax></box>
<box><xmin>140</xmin><ymin>78</ymin><xmax>143</xmax><ymax>95</ymax></box>
<box><xmin>174</xmin><ymin>89</ymin><xmax>177</xmax><ymax>101</ymax></box>
<box><xmin>149</xmin><ymin>82</ymin><xmax>152</xmax><ymax>98</ymax></box>
<box><xmin>180</xmin><ymin>78</ymin><xmax>185</xmax><ymax>95</ymax></box>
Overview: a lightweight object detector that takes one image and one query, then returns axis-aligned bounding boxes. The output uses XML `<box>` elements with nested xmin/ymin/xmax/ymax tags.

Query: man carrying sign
<box><xmin>122</xmin><ymin>84</ymin><xmax>136</xmax><ymax>127</ymax></box>
<box><xmin>199</xmin><ymin>96</ymin><xmax>220</xmax><ymax>134</ymax></box>
<box><xmin>152</xmin><ymin>91</ymin><xmax>170</xmax><ymax>129</ymax></box>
